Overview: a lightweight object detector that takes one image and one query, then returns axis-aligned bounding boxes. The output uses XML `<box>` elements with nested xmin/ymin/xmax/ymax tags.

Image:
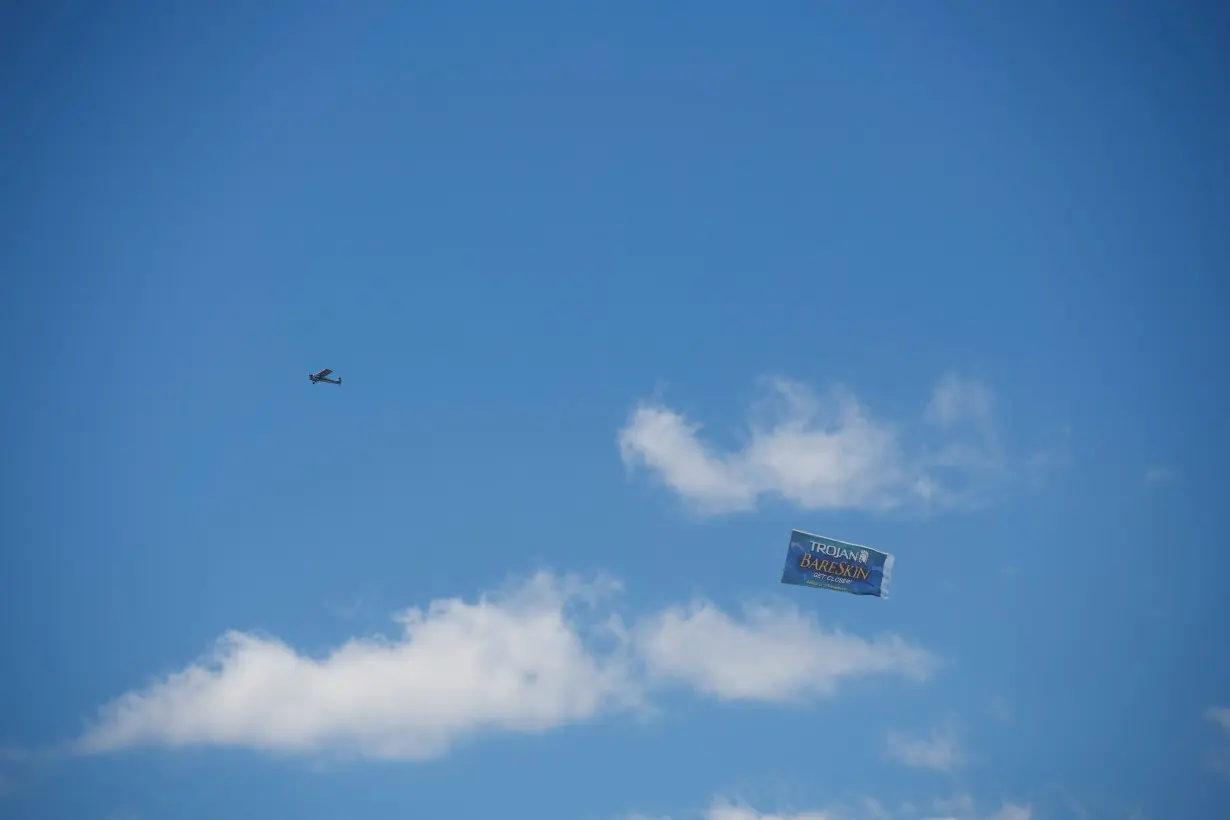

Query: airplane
<box><xmin>309</xmin><ymin>368</ymin><xmax>342</xmax><ymax>385</ymax></box>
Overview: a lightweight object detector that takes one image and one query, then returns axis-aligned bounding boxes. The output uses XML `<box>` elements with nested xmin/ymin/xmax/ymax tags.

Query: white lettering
<box><xmin>808</xmin><ymin>540</ymin><xmax>869</xmax><ymax>563</ymax></box>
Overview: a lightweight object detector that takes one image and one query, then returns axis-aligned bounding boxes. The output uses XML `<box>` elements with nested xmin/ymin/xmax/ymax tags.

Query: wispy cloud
<box><xmin>693</xmin><ymin>796</ymin><xmax>1027</xmax><ymax>820</ymax></box>
<box><xmin>886</xmin><ymin>723</ymin><xmax>964</xmax><ymax>772</ymax></box>
<box><xmin>924</xmin><ymin>374</ymin><xmax>993</xmax><ymax>429</ymax></box>
<box><xmin>71</xmin><ymin>573</ymin><xmax>935</xmax><ymax>761</ymax></box>
<box><xmin>1205</xmin><ymin>706</ymin><xmax>1230</xmax><ymax>777</ymax></box>
<box><xmin>1207</xmin><ymin>706</ymin><xmax>1230</xmax><ymax>734</ymax></box>
<box><xmin>1023</xmin><ymin>424</ymin><xmax>1071</xmax><ymax>491</ymax></box>
<box><xmin>928</xmin><ymin>793</ymin><xmax>977</xmax><ymax>818</ymax></box>
<box><xmin>986</xmin><ymin>696</ymin><xmax>1013</xmax><ymax>723</ymax></box>
<box><xmin>618</xmin><ymin>374</ymin><xmax>1053</xmax><ymax>516</ymax></box>
<box><xmin>1143</xmin><ymin>465</ymin><xmax>1175</xmax><ymax>484</ymax></box>
<box><xmin>985</xmin><ymin>805</ymin><xmax>1032</xmax><ymax>820</ymax></box>
<box><xmin>0</xmin><ymin>748</ymin><xmax>29</xmax><ymax>763</ymax></box>
<box><xmin>637</xmin><ymin>600</ymin><xmax>936</xmax><ymax>701</ymax></box>
<box><xmin>705</xmin><ymin>798</ymin><xmax>837</xmax><ymax>820</ymax></box>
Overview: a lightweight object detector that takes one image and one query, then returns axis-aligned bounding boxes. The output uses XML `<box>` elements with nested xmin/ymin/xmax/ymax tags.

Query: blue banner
<box><xmin>780</xmin><ymin>529</ymin><xmax>894</xmax><ymax>598</ymax></box>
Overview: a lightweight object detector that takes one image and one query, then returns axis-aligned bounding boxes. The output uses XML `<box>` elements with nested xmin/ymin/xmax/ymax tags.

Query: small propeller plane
<box><xmin>309</xmin><ymin>368</ymin><xmax>342</xmax><ymax>385</ymax></box>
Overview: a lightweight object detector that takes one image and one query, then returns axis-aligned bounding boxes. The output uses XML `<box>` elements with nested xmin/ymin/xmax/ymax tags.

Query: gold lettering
<box><xmin>800</xmin><ymin>557</ymin><xmax>874</xmax><ymax>584</ymax></box>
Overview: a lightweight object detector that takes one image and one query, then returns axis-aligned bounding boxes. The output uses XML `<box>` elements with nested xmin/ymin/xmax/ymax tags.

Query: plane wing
<box><xmin>314</xmin><ymin>368</ymin><xmax>333</xmax><ymax>378</ymax></box>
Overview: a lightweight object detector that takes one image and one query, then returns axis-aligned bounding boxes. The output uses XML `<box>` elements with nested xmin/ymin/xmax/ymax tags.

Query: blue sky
<box><xmin>2</xmin><ymin>1</ymin><xmax>1228</xmax><ymax>818</ymax></box>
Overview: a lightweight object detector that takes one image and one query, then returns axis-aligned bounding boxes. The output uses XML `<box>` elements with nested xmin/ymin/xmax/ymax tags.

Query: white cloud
<box><xmin>618</xmin><ymin>375</ymin><xmax>1032</xmax><ymax>515</ymax></box>
<box><xmin>985</xmin><ymin>805</ymin><xmax>1031</xmax><ymax>820</ymax></box>
<box><xmin>76</xmin><ymin>573</ymin><xmax>636</xmax><ymax>760</ymax></box>
<box><xmin>637</xmin><ymin>600</ymin><xmax>935</xmax><ymax>701</ymax></box>
<box><xmin>886</xmin><ymin>724</ymin><xmax>963</xmax><ymax>772</ymax></box>
<box><xmin>696</xmin><ymin>796</ymin><xmax>1027</xmax><ymax>820</ymax></box>
<box><xmin>706</xmin><ymin>798</ymin><xmax>837</xmax><ymax>820</ymax></box>
<box><xmin>73</xmin><ymin>573</ymin><xmax>935</xmax><ymax>760</ymax></box>
<box><xmin>618</xmin><ymin>379</ymin><xmax>908</xmax><ymax>514</ymax></box>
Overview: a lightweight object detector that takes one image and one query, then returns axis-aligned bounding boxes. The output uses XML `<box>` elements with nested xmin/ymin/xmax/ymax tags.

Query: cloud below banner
<box><xmin>625</xmin><ymin>795</ymin><xmax>1031</xmax><ymax>820</ymax></box>
<box><xmin>72</xmin><ymin>572</ymin><xmax>936</xmax><ymax>761</ymax></box>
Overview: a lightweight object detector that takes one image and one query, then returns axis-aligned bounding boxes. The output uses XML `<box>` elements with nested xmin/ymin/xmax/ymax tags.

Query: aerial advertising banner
<box><xmin>780</xmin><ymin>529</ymin><xmax>895</xmax><ymax>598</ymax></box>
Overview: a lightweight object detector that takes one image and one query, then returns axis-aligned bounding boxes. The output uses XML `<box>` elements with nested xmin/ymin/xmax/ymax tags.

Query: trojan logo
<box><xmin>809</xmin><ymin>541</ymin><xmax>870</xmax><ymax>564</ymax></box>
